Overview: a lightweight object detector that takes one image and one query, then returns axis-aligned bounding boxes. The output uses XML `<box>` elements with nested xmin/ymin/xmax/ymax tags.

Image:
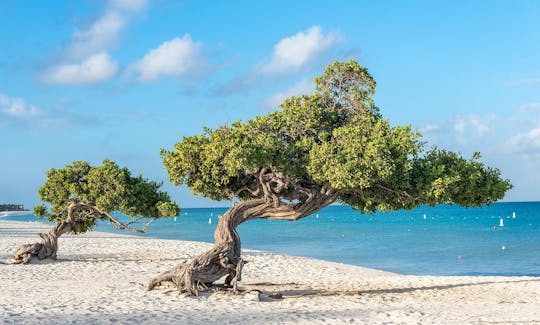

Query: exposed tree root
<box><xmin>13</xmin><ymin>201</ymin><xmax>158</xmax><ymax>264</ymax></box>
<box><xmin>13</xmin><ymin>241</ymin><xmax>54</xmax><ymax>264</ymax></box>
<box><xmin>12</xmin><ymin>221</ymin><xmax>72</xmax><ymax>264</ymax></box>
<box><xmin>148</xmin><ymin>167</ymin><xmax>339</xmax><ymax>296</ymax></box>
<box><xmin>147</xmin><ymin>246</ymin><xmax>245</xmax><ymax>296</ymax></box>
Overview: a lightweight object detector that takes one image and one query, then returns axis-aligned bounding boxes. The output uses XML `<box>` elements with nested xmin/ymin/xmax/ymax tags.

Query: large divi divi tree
<box><xmin>13</xmin><ymin>159</ymin><xmax>179</xmax><ymax>264</ymax></box>
<box><xmin>148</xmin><ymin>61</ymin><xmax>512</xmax><ymax>295</ymax></box>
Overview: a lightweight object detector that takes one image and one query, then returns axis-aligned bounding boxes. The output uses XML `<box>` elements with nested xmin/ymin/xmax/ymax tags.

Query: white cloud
<box><xmin>66</xmin><ymin>11</ymin><xmax>126</xmax><ymax>59</ymax></box>
<box><xmin>0</xmin><ymin>93</ymin><xmax>99</xmax><ymax>129</ymax></box>
<box><xmin>64</xmin><ymin>0</ymin><xmax>149</xmax><ymax>59</ymax></box>
<box><xmin>420</xmin><ymin>123</ymin><xmax>443</xmax><ymax>134</ymax></box>
<box><xmin>215</xmin><ymin>26</ymin><xmax>340</xmax><ymax>95</ymax></box>
<box><xmin>417</xmin><ymin>123</ymin><xmax>447</xmax><ymax>147</ymax></box>
<box><xmin>420</xmin><ymin>114</ymin><xmax>497</xmax><ymax>149</ymax></box>
<box><xmin>0</xmin><ymin>93</ymin><xmax>42</xmax><ymax>118</ymax></box>
<box><xmin>132</xmin><ymin>35</ymin><xmax>206</xmax><ymax>82</ymax></box>
<box><xmin>453</xmin><ymin>114</ymin><xmax>495</xmax><ymax>138</ymax></box>
<box><xmin>263</xmin><ymin>79</ymin><xmax>314</xmax><ymax>109</ymax></box>
<box><xmin>469</xmin><ymin>117</ymin><xmax>491</xmax><ymax>135</ymax></box>
<box><xmin>504</xmin><ymin>125</ymin><xmax>540</xmax><ymax>156</ymax></box>
<box><xmin>519</xmin><ymin>102</ymin><xmax>540</xmax><ymax>113</ymax></box>
<box><xmin>259</xmin><ymin>26</ymin><xmax>340</xmax><ymax>74</ymax></box>
<box><xmin>43</xmin><ymin>0</ymin><xmax>148</xmax><ymax>85</ymax></box>
<box><xmin>453</xmin><ymin>118</ymin><xmax>466</xmax><ymax>137</ymax></box>
<box><xmin>44</xmin><ymin>52</ymin><xmax>118</xmax><ymax>85</ymax></box>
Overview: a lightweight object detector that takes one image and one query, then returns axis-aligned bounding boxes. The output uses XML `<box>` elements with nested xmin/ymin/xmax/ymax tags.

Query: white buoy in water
<box><xmin>423</xmin><ymin>214</ymin><xmax>426</xmax><ymax>220</ymax></box>
<box><xmin>211</xmin><ymin>213</ymin><xmax>213</xmax><ymax>217</ymax></box>
<box><xmin>512</xmin><ymin>212</ymin><xmax>516</xmax><ymax>219</ymax></box>
<box><xmin>502</xmin><ymin>245</ymin><xmax>506</xmax><ymax>251</ymax></box>
<box><xmin>185</xmin><ymin>212</ymin><xmax>187</xmax><ymax>216</ymax></box>
<box><xmin>174</xmin><ymin>217</ymin><xmax>177</xmax><ymax>222</ymax></box>
<box><xmin>316</xmin><ymin>214</ymin><xmax>319</xmax><ymax>218</ymax></box>
<box><xmin>499</xmin><ymin>218</ymin><xmax>504</xmax><ymax>227</ymax></box>
<box><xmin>208</xmin><ymin>217</ymin><xmax>212</xmax><ymax>224</ymax></box>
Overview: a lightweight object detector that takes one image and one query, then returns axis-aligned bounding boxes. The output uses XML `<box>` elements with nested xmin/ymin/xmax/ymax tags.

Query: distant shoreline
<box><xmin>0</xmin><ymin>210</ymin><xmax>32</xmax><ymax>217</ymax></box>
<box><xmin>3</xmin><ymin>201</ymin><xmax>540</xmax><ymax>212</ymax></box>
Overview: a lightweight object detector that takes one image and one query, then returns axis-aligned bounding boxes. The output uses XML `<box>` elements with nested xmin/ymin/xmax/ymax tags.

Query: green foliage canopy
<box><xmin>35</xmin><ymin>159</ymin><xmax>179</xmax><ymax>233</ymax></box>
<box><xmin>162</xmin><ymin>60</ymin><xmax>512</xmax><ymax>213</ymax></box>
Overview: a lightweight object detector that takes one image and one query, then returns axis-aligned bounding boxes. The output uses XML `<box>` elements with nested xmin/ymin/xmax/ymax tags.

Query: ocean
<box><xmin>3</xmin><ymin>202</ymin><xmax>539</xmax><ymax>277</ymax></box>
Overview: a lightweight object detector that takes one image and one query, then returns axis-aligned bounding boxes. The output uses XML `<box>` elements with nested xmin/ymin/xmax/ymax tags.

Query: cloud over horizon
<box><xmin>503</xmin><ymin>125</ymin><xmax>540</xmax><ymax>157</ymax></box>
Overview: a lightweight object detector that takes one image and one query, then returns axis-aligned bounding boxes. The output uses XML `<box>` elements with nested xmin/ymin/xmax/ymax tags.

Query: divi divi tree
<box><xmin>148</xmin><ymin>61</ymin><xmax>512</xmax><ymax>295</ymax></box>
<box><xmin>13</xmin><ymin>159</ymin><xmax>179</xmax><ymax>264</ymax></box>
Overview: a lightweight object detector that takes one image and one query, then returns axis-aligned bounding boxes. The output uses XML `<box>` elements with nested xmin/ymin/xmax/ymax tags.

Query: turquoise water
<box><xmin>3</xmin><ymin>202</ymin><xmax>539</xmax><ymax>276</ymax></box>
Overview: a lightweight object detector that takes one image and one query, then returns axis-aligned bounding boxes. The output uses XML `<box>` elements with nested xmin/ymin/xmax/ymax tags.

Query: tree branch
<box><xmin>67</xmin><ymin>200</ymin><xmax>153</xmax><ymax>234</ymax></box>
<box><xmin>105</xmin><ymin>213</ymin><xmax>149</xmax><ymax>233</ymax></box>
<box><xmin>374</xmin><ymin>182</ymin><xmax>417</xmax><ymax>201</ymax></box>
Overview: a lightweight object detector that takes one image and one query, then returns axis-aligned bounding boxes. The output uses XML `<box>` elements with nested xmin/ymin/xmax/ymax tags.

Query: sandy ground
<box><xmin>1</xmin><ymin>220</ymin><xmax>539</xmax><ymax>324</ymax></box>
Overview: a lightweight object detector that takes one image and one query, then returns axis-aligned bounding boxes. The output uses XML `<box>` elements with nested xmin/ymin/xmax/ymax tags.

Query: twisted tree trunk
<box><xmin>12</xmin><ymin>202</ymin><xmax>83</xmax><ymax>264</ymax></box>
<box><xmin>12</xmin><ymin>220</ymin><xmax>74</xmax><ymax>264</ymax></box>
<box><xmin>13</xmin><ymin>201</ymin><xmax>149</xmax><ymax>264</ymax></box>
<box><xmin>148</xmin><ymin>169</ymin><xmax>339</xmax><ymax>295</ymax></box>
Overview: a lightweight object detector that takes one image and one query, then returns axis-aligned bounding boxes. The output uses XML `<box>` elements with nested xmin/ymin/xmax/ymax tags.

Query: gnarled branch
<box><xmin>13</xmin><ymin>200</ymin><xmax>156</xmax><ymax>264</ymax></box>
<box><xmin>148</xmin><ymin>170</ymin><xmax>340</xmax><ymax>295</ymax></box>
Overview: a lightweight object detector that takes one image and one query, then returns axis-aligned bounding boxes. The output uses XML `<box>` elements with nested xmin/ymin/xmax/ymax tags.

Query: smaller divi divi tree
<box><xmin>148</xmin><ymin>60</ymin><xmax>512</xmax><ymax>295</ymax></box>
<box><xmin>13</xmin><ymin>159</ymin><xmax>179</xmax><ymax>264</ymax></box>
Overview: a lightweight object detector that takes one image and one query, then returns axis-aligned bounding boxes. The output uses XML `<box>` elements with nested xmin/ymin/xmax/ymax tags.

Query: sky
<box><xmin>1</xmin><ymin>0</ymin><xmax>540</xmax><ymax>208</ymax></box>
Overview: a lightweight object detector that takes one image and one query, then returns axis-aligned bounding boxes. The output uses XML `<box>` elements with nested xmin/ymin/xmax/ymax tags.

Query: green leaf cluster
<box><xmin>35</xmin><ymin>159</ymin><xmax>179</xmax><ymax>233</ymax></box>
<box><xmin>162</xmin><ymin>60</ymin><xmax>512</xmax><ymax>212</ymax></box>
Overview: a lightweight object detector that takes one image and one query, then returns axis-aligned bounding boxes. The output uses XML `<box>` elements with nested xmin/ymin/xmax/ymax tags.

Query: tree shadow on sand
<box><xmin>238</xmin><ymin>278</ymin><xmax>540</xmax><ymax>300</ymax></box>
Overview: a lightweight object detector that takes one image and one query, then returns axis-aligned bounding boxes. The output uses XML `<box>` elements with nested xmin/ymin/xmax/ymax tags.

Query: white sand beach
<box><xmin>1</xmin><ymin>220</ymin><xmax>539</xmax><ymax>324</ymax></box>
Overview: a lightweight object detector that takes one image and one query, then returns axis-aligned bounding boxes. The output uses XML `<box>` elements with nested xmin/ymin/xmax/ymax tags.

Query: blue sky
<box><xmin>1</xmin><ymin>0</ymin><xmax>539</xmax><ymax>208</ymax></box>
